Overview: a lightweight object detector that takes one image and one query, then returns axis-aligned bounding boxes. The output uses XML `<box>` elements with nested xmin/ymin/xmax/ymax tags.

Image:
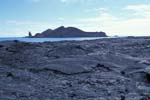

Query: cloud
<box><xmin>60</xmin><ymin>0</ymin><xmax>100</xmax><ymax>3</ymax></box>
<box><xmin>124</xmin><ymin>4</ymin><xmax>150</xmax><ymax>18</ymax></box>
<box><xmin>85</xmin><ymin>7</ymin><xmax>109</xmax><ymax>13</ymax></box>
<box><xmin>78</xmin><ymin>10</ymin><xmax>150</xmax><ymax>36</ymax></box>
<box><xmin>58</xmin><ymin>17</ymin><xmax>65</xmax><ymax>21</ymax></box>
<box><xmin>60</xmin><ymin>0</ymin><xmax>68</xmax><ymax>3</ymax></box>
<box><xmin>125</xmin><ymin>4</ymin><xmax>150</xmax><ymax>11</ymax></box>
<box><xmin>1</xmin><ymin>20</ymin><xmax>59</xmax><ymax>37</ymax></box>
<box><xmin>79</xmin><ymin>12</ymin><xmax>117</xmax><ymax>23</ymax></box>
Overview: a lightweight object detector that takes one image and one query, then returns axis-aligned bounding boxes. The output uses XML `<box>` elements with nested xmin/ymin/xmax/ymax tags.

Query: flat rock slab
<box><xmin>33</xmin><ymin>57</ymin><xmax>99</xmax><ymax>74</ymax></box>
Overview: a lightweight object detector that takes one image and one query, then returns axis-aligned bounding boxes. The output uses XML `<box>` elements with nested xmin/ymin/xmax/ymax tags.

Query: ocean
<box><xmin>0</xmin><ymin>37</ymin><xmax>115</xmax><ymax>42</ymax></box>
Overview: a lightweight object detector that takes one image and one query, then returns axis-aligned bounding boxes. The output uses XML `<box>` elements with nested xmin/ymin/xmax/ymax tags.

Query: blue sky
<box><xmin>0</xmin><ymin>0</ymin><xmax>150</xmax><ymax>37</ymax></box>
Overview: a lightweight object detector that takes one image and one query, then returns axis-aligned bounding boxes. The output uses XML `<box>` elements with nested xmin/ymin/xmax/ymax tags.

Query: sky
<box><xmin>0</xmin><ymin>0</ymin><xmax>150</xmax><ymax>37</ymax></box>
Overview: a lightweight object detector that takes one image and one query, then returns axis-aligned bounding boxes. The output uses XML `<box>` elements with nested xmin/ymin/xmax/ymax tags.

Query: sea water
<box><xmin>0</xmin><ymin>37</ymin><xmax>115</xmax><ymax>42</ymax></box>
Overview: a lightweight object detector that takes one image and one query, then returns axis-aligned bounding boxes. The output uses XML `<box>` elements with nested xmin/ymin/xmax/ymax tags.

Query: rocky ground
<box><xmin>0</xmin><ymin>37</ymin><xmax>150</xmax><ymax>100</ymax></box>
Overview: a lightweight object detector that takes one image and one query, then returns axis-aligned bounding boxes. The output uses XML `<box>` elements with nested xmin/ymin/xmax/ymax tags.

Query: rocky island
<box><xmin>0</xmin><ymin>37</ymin><xmax>150</xmax><ymax>100</ymax></box>
<box><xmin>28</xmin><ymin>26</ymin><xmax>107</xmax><ymax>38</ymax></box>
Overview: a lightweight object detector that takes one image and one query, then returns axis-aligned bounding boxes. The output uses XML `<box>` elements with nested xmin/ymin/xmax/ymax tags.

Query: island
<box><xmin>28</xmin><ymin>26</ymin><xmax>107</xmax><ymax>38</ymax></box>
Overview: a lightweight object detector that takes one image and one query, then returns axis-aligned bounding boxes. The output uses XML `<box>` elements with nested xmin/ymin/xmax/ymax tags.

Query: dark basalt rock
<box><xmin>127</xmin><ymin>67</ymin><xmax>150</xmax><ymax>83</ymax></box>
<box><xmin>0</xmin><ymin>37</ymin><xmax>150</xmax><ymax>100</ymax></box>
<box><xmin>0</xmin><ymin>44</ymin><xmax>4</xmax><ymax>48</ymax></box>
<box><xmin>140</xmin><ymin>95</ymin><xmax>150</xmax><ymax>100</ymax></box>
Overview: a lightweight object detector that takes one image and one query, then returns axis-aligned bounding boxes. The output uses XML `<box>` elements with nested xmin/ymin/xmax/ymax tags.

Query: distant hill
<box><xmin>29</xmin><ymin>26</ymin><xmax>107</xmax><ymax>38</ymax></box>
